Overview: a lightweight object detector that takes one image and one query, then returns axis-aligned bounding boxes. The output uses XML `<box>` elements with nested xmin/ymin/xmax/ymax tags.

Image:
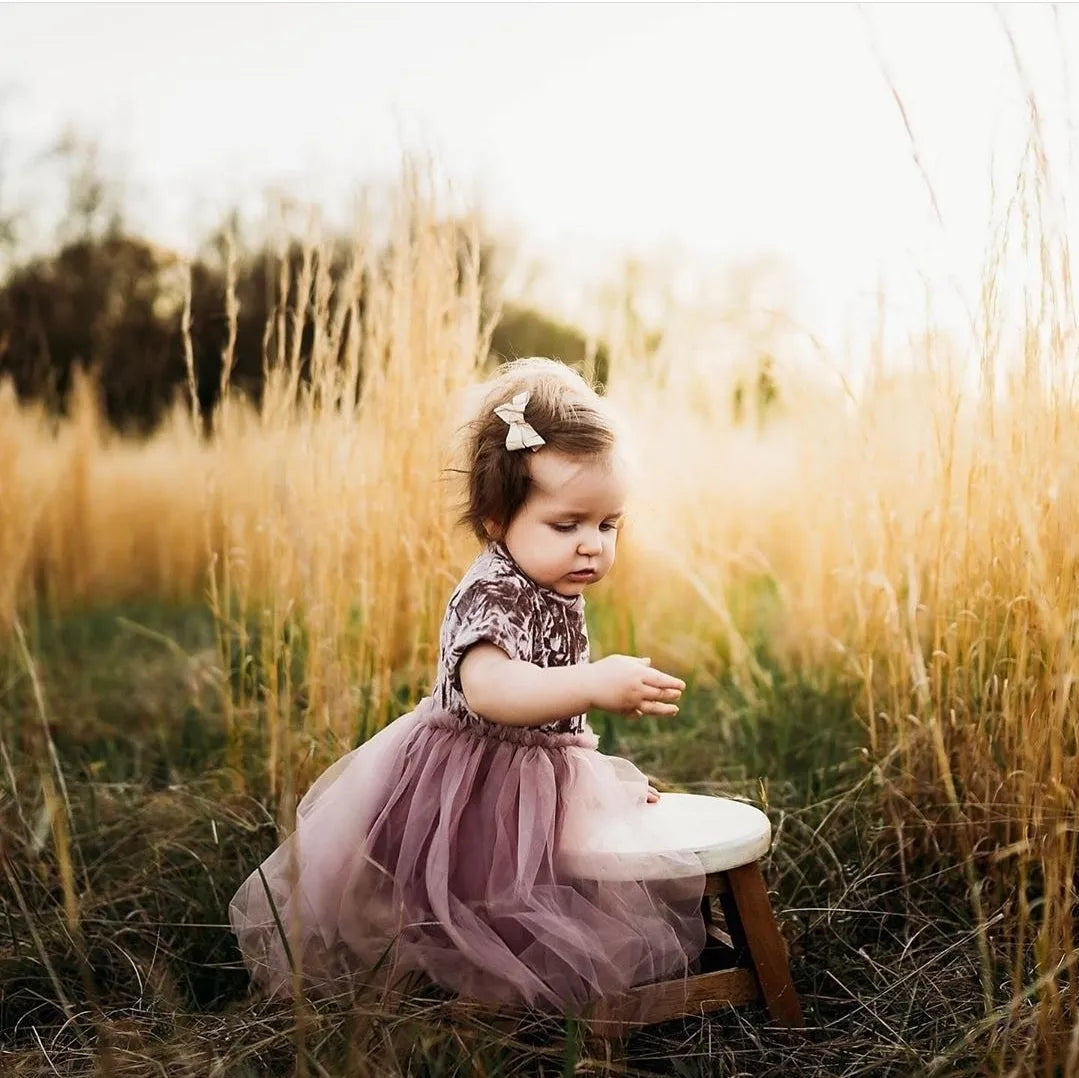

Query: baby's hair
<box><xmin>456</xmin><ymin>358</ymin><xmax>618</xmax><ymax>543</ymax></box>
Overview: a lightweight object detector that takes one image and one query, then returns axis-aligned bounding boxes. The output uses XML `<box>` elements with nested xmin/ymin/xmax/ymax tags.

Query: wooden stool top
<box><xmin>560</xmin><ymin>792</ymin><xmax>772</xmax><ymax>880</ymax></box>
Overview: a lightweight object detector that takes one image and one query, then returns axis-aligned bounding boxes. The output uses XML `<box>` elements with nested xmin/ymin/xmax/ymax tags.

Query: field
<box><xmin>2</xmin><ymin>166</ymin><xmax>1078</xmax><ymax>1076</ymax></box>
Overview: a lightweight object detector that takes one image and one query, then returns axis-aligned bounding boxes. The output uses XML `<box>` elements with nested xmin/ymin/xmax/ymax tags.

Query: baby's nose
<box><xmin>577</xmin><ymin>531</ymin><xmax>603</xmax><ymax>554</ymax></box>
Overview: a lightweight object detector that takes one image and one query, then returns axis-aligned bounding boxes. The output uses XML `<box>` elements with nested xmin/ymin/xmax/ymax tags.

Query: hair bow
<box><xmin>494</xmin><ymin>391</ymin><xmax>546</xmax><ymax>452</ymax></box>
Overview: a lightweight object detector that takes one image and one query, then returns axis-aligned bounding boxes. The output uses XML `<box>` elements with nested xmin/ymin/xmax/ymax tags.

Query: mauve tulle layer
<box><xmin>229</xmin><ymin>700</ymin><xmax>705</xmax><ymax>1011</ymax></box>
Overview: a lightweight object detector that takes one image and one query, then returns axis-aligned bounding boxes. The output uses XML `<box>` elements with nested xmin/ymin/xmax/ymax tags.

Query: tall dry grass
<box><xmin>2</xmin><ymin>150</ymin><xmax>1079</xmax><ymax>1068</ymax></box>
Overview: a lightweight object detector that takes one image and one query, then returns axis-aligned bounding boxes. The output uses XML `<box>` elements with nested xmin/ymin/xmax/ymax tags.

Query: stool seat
<box><xmin>559</xmin><ymin>792</ymin><xmax>772</xmax><ymax>879</ymax></box>
<box><xmin>568</xmin><ymin>794</ymin><xmax>804</xmax><ymax>1035</ymax></box>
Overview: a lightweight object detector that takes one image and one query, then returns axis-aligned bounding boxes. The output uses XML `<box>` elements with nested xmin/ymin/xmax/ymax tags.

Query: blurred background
<box><xmin>3</xmin><ymin>2</ymin><xmax>1077</xmax><ymax>428</ymax></box>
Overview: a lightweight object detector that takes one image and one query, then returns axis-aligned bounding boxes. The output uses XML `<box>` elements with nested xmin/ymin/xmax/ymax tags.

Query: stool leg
<box><xmin>715</xmin><ymin>877</ymin><xmax>749</xmax><ymax>966</ymax></box>
<box><xmin>725</xmin><ymin>861</ymin><xmax>804</xmax><ymax>1028</ymax></box>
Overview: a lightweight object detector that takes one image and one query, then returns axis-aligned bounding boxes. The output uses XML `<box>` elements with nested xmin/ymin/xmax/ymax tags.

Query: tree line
<box><xmin>0</xmin><ymin>133</ymin><xmax>786</xmax><ymax>434</ymax></box>
<box><xmin>0</xmin><ymin>226</ymin><xmax>609</xmax><ymax>433</ymax></box>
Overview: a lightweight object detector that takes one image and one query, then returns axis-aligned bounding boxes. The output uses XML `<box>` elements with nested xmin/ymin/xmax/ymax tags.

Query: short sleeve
<box><xmin>442</xmin><ymin>574</ymin><xmax>534</xmax><ymax>692</ymax></box>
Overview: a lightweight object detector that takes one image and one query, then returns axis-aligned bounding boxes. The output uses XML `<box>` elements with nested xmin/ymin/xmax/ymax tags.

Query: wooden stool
<box><xmin>571</xmin><ymin>793</ymin><xmax>803</xmax><ymax>1037</ymax></box>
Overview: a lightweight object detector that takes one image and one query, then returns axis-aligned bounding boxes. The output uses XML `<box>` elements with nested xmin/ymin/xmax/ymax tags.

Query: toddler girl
<box><xmin>229</xmin><ymin>358</ymin><xmax>706</xmax><ymax>1011</ymax></box>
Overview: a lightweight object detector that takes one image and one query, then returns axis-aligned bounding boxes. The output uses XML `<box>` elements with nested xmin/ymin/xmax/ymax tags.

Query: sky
<box><xmin>2</xmin><ymin>2</ymin><xmax>1078</xmax><ymax>368</ymax></box>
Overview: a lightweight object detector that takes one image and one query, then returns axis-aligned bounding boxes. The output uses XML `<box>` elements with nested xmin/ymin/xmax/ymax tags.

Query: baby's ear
<box><xmin>482</xmin><ymin>518</ymin><xmax>501</xmax><ymax>540</ymax></box>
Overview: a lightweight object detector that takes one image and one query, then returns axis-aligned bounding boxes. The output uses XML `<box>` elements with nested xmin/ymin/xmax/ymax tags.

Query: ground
<box><xmin>0</xmin><ymin>603</ymin><xmax>992</xmax><ymax>1077</ymax></box>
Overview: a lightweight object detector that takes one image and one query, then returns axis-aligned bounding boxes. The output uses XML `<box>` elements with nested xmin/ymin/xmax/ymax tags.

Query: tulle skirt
<box><xmin>229</xmin><ymin>698</ymin><xmax>706</xmax><ymax>1012</ymax></box>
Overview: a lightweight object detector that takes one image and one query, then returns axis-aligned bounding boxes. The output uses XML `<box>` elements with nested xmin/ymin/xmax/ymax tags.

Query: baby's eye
<box><xmin>600</xmin><ymin>521</ymin><xmax>620</xmax><ymax>531</ymax></box>
<box><xmin>551</xmin><ymin>523</ymin><xmax>576</xmax><ymax>533</ymax></box>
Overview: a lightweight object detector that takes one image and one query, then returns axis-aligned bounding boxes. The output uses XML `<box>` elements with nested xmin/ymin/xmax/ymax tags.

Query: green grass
<box><xmin>0</xmin><ymin>604</ymin><xmax>996</xmax><ymax>1077</ymax></box>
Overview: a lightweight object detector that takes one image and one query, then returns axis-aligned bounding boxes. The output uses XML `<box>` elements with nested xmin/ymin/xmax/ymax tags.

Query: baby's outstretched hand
<box><xmin>586</xmin><ymin>655</ymin><xmax>685</xmax><ymax>718</ymax></box>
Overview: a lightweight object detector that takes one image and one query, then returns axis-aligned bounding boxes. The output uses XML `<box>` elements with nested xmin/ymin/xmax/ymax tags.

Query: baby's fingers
<box><xmin>634</xmin><ymin>700</ymin><xmax>680</xmax><ymax>718</ymax></box>
<box><xmin>642</xmin><ymin>680</ymin><xmax>683</xmax><ymax>702</ymax></box>
<box><xmin>644</xmin><ymin>672</ymin><xmax>686</xmax><ymax>692</ymax></box>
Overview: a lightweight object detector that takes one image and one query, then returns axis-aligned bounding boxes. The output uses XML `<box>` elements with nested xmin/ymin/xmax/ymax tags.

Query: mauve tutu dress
<box><xmin>229</xmin><ymin>541</ymin><xmax>706</xmax><ymax>1011</ymax></box>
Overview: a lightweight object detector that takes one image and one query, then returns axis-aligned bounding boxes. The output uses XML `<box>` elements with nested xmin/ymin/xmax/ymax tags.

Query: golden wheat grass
<box><xmin>2</xmin><ymin>151</ymin><xmax>1079</xmax><ymax>1069</ymax></box>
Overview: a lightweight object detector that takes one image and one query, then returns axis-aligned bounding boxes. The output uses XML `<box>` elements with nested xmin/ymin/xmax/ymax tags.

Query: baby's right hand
<box><xmin>586</xmin><ymin>655</ymin><xmax>685</xmax><ymax>718</ymax></box>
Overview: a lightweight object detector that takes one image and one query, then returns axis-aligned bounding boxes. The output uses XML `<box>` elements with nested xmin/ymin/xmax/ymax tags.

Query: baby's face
<box><xmin>497</xmin><ymin>450</ymin><xmax>627</xmax><ymax>597</ymax></box>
